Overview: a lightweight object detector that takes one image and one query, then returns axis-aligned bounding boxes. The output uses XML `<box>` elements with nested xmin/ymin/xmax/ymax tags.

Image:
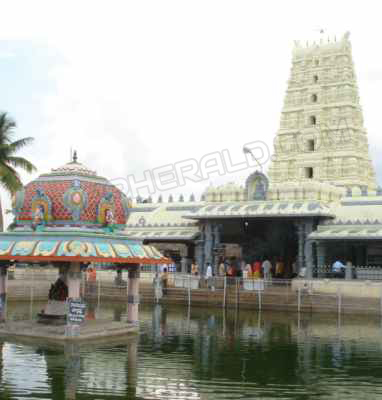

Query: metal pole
<box><xmin>82</xmin><ymin>272</ymin><xmax>86</xmax><ymax>298</ymax></box>
<box><xmin>258</xmin><ymin>288</ymin><xmax>262</xmax><ymax>312</ymax></box>
<box><xmin>380</xmin><ymin>288</ymin><xmax>382</xmax><ymax>318</ymax></box>
<box><xmin>236</xmin><ymin>277</ymin><xmax>239</xmax><ymax>310</ymax></box>
<box><xmin>298</xmin><ymin>287</ymin><xmax>301</xmax><ymax>313</ymax></box>
<box><xmin>223</xmin><ymin>276</ymin><xmax>227</xmax><ymax>308</ymax></box>
<box><xmin>97</xmin><ymin>279</ymin><xmax>101</xmax><ymax>309</ymax></box>
<box><xmin>5</xmin><ymin>268</ymin><xmax>8</xmax><ymax>319</ymax></box>
<box><xmin>188</xmin><ymin>275</ymin><xmax>191</xmax><ymax>307</ymax></box>
<box><xmin>337</xmin><ymin>288</ymin><xmax>341</xmax><ymax>317</ymax></box>
<box><xmin>30</xmin><ymin>269</ymin><xmax>34</xmax><ymax>320</ymax></box>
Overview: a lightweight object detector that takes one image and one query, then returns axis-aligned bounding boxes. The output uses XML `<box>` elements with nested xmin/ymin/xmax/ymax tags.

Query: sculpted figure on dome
<box><xmin>105</xmin><ymin>209</ymin><xmax>115</xmax><ymax>226</ymax></box>
<box><xmin>32</xmin><ymin>205</ymin><xmax>45</xmax><ymax>230</ymax></box>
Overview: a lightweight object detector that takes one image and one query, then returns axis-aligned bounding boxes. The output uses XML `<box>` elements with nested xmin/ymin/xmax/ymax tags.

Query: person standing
<box><xmin>191</xmin><ymin>261</ymin><xmax>196</xmax><ymax>275</ymax></box>
<box><xmin>275</xmin><ymin>258</ymin><xmax>284</xmax><ymax>278</ymax></box>
<box><xmin>205</xmin><ymin>262</ymin><xmax>213</xmax><ymax>289</ymax></box>
<box><xmin>243</xmin><ymin>263</ymin><xmax>251</xmax><ymax>279</ymax></box>
<box><xmin>218</xmin><ymin>260</ymin><xmax>225</xmax><ymax>277</ymax></box>
<box><xmin>262</xmin><ymin>257</ymin><xmax>272</xmax><ymax>282</ymax></box>
<box><xmin>191</xmin><ymin>262</ymin><xmax>199</xmax><ymax>276</ymax></box>
<box><xmin>252</xmin><ymin>260</ymin><xmax>262</xmax><ymax>279</ymax></box>
<box><xmin>332</xmin><ymin>259</ymin><xmax>345</xmax><ymax>278</ymax></box>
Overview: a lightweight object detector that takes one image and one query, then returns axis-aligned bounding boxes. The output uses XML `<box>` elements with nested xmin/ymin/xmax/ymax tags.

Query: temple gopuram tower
<box><xmin>268</xmin><ymin>32</ymin><xmax>377</xmax><ymax>196</ymax></box>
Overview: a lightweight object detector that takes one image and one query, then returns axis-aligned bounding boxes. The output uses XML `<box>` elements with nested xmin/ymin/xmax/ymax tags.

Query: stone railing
<box><xmin>315</xmin><ymin>265</ymin><xmax>382</xmax><ymax>280</ymax></box>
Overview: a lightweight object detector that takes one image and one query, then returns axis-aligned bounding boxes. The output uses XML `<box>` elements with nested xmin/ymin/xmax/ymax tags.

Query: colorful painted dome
<box><xmin>12</xmin><ymin>152</ymin><xmax>130</xmax><ymax>231</ymax></box>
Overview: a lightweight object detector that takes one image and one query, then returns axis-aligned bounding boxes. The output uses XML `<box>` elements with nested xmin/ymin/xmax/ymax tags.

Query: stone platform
<box><xmin>0</xmin><ymin>319</ymin><xmax>138</xmax><ymax>344</ymax></box>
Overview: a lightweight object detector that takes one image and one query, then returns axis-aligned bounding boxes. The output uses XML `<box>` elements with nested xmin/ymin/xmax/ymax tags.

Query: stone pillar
<box><xmin>194</xmin><ymin>240</ymin><xmax>204</xmax><ymax>271</ymax></box>
<box><xmin>127</xmin><ymin>265</ymin><xmax>140</xmax><ymax>325</ymax></box>
<box><xmin>304</xmin><ymin>221</ymin><xmax>314</xmax><ymax>279</ymax></box>
<box><xmin>181</xmin><ymin>257</ymin><xmax>188</xmax><ymax>274</ymax></box>
<box><xmin>345</xmin><ymin>261</ymin><xmax>353</xmax><ymax>280</ymax></box>
<box><xmin>355</xmin><ymin>245</ymin><xmax>365</xmax><ymax>266</ymax></box>
<box><xmin>296</xmin><ymin>222</ymin><xmax>305</xmax><ymax>273</ymax></box>
<box><xmin>316</xmin><ymin>241</ymin><xmax>326</xmax><ymax>277</ymax></box>
<box><xmin>0</xmin><ymin>266</ymin><xmax>7</xmax><ymax>322</ymax></box>
<box><xmin>203</xmin><ymin>222</ymin><xmax>213</xmax><ymax>274</ymax></box>
<box><xmin>212</xmin><ymin>223</ymin><xmax>222</xmax><ymax>274</ymax></box>
<box><xmin>67</xmin><ymin>262</ymin><xmax>81</xmax><ymax>300</ymax></box>
<box><xmin>116</xmin><ymin>269</ymin><xmax>123</xmax><ymax>285</ymax></box>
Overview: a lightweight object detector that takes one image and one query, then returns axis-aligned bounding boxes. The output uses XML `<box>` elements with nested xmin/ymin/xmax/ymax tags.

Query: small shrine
<box><xmin>0</xmin><ymin>152</ymin><xmax>168</xmax><ymax>338</ymax></box>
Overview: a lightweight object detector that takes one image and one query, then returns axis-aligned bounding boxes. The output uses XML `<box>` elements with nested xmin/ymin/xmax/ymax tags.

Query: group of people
<box><xmin>221</xmin><ymin>258</ymin><xmax>288</xmax><ymax>280</ymax></box>
<box><xmin>189</xmin><ymin>257</ymin><xmax>294</xmax><ymax>281</ymax></box>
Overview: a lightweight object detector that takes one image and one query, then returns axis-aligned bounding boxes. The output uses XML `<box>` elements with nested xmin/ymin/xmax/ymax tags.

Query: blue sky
<box><xmin>2</xmin><ymin>1</ymin><xmax>382</xmax><ymax>228</ymax></box>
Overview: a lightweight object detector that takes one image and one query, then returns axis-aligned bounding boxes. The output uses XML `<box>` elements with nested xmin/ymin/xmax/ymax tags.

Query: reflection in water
<box><xmin>2</xmin><ymin>303</ymin><xmax>382</xmax><ymax>399</ymax></box>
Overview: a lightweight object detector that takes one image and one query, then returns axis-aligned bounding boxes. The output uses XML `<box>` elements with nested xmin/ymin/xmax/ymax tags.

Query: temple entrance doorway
<box><xmin>219</xmin><ymin>218</ymin><xmax>299</xmax><ymax>277</ymax></box>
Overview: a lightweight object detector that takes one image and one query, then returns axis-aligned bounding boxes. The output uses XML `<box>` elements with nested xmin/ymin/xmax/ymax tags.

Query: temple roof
<box><xmin>309</xmin><ymin>196</ymin><xmax>382</xmax><ymax>240</ymax></box>
<box><xmin>12</xmin><ymin>152</ymin><xmax>130</xmax><ymax>230</ymax></box>
<box><xmin>309</xmin><ymin>225</ymin><xmax>382</xmax><ymax>241</ymax></box>
<box><xmin>2</xmin><ymin>153</ymin><xmax>169</xmax><ymax>265</ymax></box>
<box><xmin>0</xmin><ymin>231</ymin><xmax>168</xmax><ymax>265</ymax></box>
<box><xmin>184</xmin><ymin>200</ymin><xmax>335</xmax><ymax>219</ymax></box>
<box><xmin>125</xmin><ymin>202</ymin><xmax>201</xmax><ymax>240</ymax></box>
<box><xmin>38</xmin><ymin>152</ymin><xmax>107</xmax><ymax>183</ymax></box>
<box><xmin>50</xmin><ymin>160</ymin><xmax>97</xmax><ymax>177</ymax></box>
<box><xmin>124</xmin><ymin>228</ymin><xmax>199</xmax><ymax>241</ymax></box>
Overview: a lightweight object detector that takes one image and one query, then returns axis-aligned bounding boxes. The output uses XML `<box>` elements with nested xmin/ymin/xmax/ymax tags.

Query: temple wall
<box><xmin>292</xmin><ymin>279</ymin><xmax>382</xmax><ymax>298</ymax></box>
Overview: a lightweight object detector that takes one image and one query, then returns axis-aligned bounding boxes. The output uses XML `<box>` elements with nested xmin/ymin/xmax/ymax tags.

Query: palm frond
<box><xmin>6</xmin><ymin>156</ymin><xmax>37</xmax><ymax>173</ymax></box>
<box><xmin>0</xmin><ymin>163</ymin><xmax>22</xmax><ymax>193</ymax></box>
<box><xmin>0</xmin><ymin>112</ymin><xmax>35</xmax><ymax>195</ymax></box>
<box><xmin>6</xmin><ymin>137</ymin><xmax>35</xmax><ymax>154</ymax></box>
<box><xmin>0</xmin><ymin>112</ymin><xmax>16</xmax><ymax>143</ymax></box>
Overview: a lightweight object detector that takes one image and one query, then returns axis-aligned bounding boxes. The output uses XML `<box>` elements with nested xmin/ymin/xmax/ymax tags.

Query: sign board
<box><xmin>68</xmin><ymin>299</ymin><xmax>86</xmax><ymax>324</ymax></box>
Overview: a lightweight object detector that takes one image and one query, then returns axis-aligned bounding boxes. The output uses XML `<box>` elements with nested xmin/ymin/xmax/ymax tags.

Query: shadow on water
<box><xmin>2</xmin><ymin>301</ymin><xmax>382</xmax><ymax>399</ymax></box>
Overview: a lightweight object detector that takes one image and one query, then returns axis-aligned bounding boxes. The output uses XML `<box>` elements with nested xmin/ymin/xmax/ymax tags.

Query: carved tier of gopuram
<box><xmin>268</xmin><ymin>31</ymin><xmax>377</xmax><ymax>196</ymax></box>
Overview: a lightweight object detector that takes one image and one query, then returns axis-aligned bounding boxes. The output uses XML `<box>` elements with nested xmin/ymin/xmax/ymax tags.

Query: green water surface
<box><xmin>1</xmin><ymin>302</ymin><xmax>382</xmax><ymax>399</ymax></box>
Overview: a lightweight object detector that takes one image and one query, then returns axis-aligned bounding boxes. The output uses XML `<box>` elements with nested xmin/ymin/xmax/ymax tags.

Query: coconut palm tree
<box><xmin>0</xmin><ymin>112</ymin><xmax>36</xmax><ymax>194</ymax></box>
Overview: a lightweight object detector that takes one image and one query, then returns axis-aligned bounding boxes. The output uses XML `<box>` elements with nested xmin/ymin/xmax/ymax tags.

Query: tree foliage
<box><xmin>0</xmin><ymin>112</ymin><xmax>36</xmax><ymax>194</ymax></box>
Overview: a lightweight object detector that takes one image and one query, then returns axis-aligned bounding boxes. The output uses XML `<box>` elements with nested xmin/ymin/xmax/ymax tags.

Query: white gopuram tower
<box><xmin>268</xmin><ymin>32</ymin><xmax>377</xmax><ymax>198</ymax></box>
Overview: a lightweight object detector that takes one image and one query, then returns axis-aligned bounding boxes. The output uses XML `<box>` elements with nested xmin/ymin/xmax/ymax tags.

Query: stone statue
<box><xmin>105</xmin><ymin>209</ymin><xmax>115</xmax><ymax>226</ymax></box>
<box><xmin>48</xmin><ymin>276</ymin><xmax>68</xmax><ymax>301</ymax></box>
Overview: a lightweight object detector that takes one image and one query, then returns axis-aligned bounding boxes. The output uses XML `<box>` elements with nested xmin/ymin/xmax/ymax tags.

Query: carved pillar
<box><xmin>0</xmin><ymin>265</ymin><xmax>8</xmax><ymax>322</ymax></box>
<box><xmin>127</xmin><ymin>265</ymin><xmax>140</xmax><ymax>325</ymax></box>
<box><xmin>67</xmin><ymin>262</ymin><xmax>81</xmax><ymax>300</ymax></box>
<box><xmin>212</xmin><ymin>223</ymin><xmax>222</xmax><ymax>274</ymax></box>
<box><xmin>203</xmin><ymin>222</ymin><xmax>213</xmax><ymax>274</ymax></box>
<box><xmin>304</xmin><ymin>221</ymin><xmax>314</xmax><ymax>279</ymax></box>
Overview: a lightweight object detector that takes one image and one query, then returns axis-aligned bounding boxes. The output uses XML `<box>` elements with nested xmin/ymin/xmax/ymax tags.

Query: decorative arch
<box><xmin>245</xmin><ymin>171</ymin><xmax>269</xmax><ymax>200</ymax></box>
<box><xmin>63</xmin><ymin>180</ymin><xmax>88</xmax><ymax>221</ymax></box>
<box><xmin>31</xmin><ymin>188</ymin><xmax>52</xmax><ymax>222</ymax></box>
<box><xmin>97</xmin><ymin>192</ymin><xmax>115</xmax><ymax>225</ymax></box>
